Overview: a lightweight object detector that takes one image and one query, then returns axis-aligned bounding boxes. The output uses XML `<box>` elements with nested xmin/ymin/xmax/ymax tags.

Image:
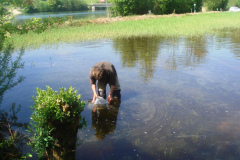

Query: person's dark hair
<box><xmin>93</xmin><ymin>66</ymin><xmax>103</xmax><ymax>79</ymax></box>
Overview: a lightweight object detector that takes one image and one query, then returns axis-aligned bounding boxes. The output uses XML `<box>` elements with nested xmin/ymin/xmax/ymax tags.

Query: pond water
<box><xmin>13</xmin><ymin>10</ymin><xmax>107</xmax><ymax>24</ymax></box>
<box><xmin>1</xmin><ymin>34</ymin><xmax>240</xmax><ymax>159</ymax></box>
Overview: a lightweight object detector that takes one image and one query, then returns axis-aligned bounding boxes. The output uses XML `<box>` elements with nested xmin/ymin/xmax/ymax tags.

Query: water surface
<box><xmin>1</xmin><ymin>35</ymin><xmax>240</xmax><ymax>160</ymax></box>
<box><xmin>13</xmin><ymin>10</ymin><xmax>107</xmax><ymax>24</ymax></box>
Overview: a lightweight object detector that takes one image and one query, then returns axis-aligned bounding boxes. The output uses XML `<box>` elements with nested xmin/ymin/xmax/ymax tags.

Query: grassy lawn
<box><xmin>8</xmin><ymin>12</ymin><xmax>240</xmax><ymax>49</ymax></box>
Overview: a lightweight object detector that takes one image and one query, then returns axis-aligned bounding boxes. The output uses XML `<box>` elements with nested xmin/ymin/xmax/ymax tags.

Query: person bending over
<box><xmin>89</xmin><ymin>61</ymin><xmax>121</xmax><ymax>103</ymax></box>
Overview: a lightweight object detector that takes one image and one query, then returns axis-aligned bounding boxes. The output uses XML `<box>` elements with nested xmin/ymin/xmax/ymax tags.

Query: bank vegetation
<box><xmin>6</xmin><ymin>12</ymin><xmax>240</xmax><ymax>50</ymax></box>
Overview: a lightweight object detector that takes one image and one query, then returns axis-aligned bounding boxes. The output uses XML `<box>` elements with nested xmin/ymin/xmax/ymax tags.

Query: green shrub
<box><xmin>28</xmin><ymin>86</ymin><xmax>86</xmax><ymax>158</ymax></box>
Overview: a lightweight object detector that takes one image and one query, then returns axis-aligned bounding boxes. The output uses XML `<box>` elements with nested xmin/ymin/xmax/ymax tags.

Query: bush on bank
<box><xmin>28</xmin><ymin>86</ymin><xmax>86</xmax><ymax>158</ymax></box>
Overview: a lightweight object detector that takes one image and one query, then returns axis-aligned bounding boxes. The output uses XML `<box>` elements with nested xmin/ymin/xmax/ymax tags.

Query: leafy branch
<box><xmin>28</xmin><ymin>86</ymin><xmax>86</xmax><ymax>158</ymax></box>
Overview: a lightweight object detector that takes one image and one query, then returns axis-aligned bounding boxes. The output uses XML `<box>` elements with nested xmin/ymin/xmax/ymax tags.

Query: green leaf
<box><xmin>26</xmin><ymin>153</ymin><xmax>33</xmax><ymax>157</ymax></box>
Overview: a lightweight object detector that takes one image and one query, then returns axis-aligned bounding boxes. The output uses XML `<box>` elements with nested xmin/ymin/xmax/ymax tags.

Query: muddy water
<box><xmin>1</xmin><ymin>35</ymin><xmax>240</xmax><ymax>159</ymax></box>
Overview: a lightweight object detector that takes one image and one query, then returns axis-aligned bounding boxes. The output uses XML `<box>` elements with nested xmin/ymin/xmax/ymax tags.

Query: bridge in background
<box><xmin>89</xmin><ymin>3</ymin><xmax>113</xmax><ymax>11</ymax></box>
<box><xmin>91</xmin><ymin>3</ymin><xmax>113</xmax><ymax>7</ymax></box>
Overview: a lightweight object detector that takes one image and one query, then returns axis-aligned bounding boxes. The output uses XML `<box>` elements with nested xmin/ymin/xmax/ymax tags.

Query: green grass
<box><xmin>8</xmin><ymin>12</ymin><xmax>240</xmax><ymax>49</ymax></box>
<box><xmin>84</xmin><ymin>0</ymin><xmax>106</xmax><ymax>5</ymax></box>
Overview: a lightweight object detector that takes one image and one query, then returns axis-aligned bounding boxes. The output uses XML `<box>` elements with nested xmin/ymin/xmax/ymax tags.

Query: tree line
<box><xmin>22</xmin><ymin>0</ymin><xmax>89</xmax><ymax>13</ymax></box>
<box><xmin>109</xmin><ymin>0</ymin><xmax>239</xmax><ymax>16</ymax></box>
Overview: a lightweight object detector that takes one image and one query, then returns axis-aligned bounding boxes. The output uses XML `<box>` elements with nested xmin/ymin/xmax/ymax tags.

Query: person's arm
<box><xmin>91</xmin><ymin>84</ymin><xmax>98</xmax><ymax>103</ymax></box>
<box><xmin>90</xmin><ymin>68</ymin><xmax>98</xmax><ymax>103</ymax></box>
<box><xmin>107</xmin><ymin>85</ymin><xmax>115</xmax><ymax>103</ymax></box>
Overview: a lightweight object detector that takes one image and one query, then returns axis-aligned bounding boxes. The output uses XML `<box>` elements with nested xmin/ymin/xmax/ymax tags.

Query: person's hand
<box><xmin>107</xmin><ymin>94</ymin><xmax>112</xmax><ymax>103</ymax></box>
<box><xmin>92</xmin><ymin>93</ymin><xmax>98</xmax><ymax>103</ymax></box>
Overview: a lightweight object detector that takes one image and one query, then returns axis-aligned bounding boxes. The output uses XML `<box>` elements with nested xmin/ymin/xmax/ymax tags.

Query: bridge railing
<box><xmin>91</xmin><ymin>3</ymin><xmax>113</xmax><ymax>7</ymax></box>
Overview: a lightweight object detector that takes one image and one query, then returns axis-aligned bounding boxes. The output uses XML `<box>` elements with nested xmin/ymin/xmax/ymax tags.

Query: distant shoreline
<box><xmin>9</xmin><ymin>12</ymin><xmax>240</xmax><ymax>50</ymax></box>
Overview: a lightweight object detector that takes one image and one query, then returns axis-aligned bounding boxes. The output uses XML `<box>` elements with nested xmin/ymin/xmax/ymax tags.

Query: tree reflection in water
<box><xmin>0</xmin><ymin>43</ymin><xmax>26</xmax><ymax>159</ymax></box>
<box><xmin>218</xmin><ymin>28</ymin><xmax>240</xmax><ymax>59</ymax></box>
<box><xmin>113</xmin><ymin>36</ymin><xmax>161</xmax><ymax>82</ymax></box>
<box><xmin>0</xmin><ymin>44</ymin><xmax>25</xmax><ymax>104</ymax></box>
<box><xmin>113</xmin><ymin>36</ymin><xmax>208</xmax><ymax>81</ymax></box>
<box><xmin>91</xmin><ymin>102</ymin><xmax>120</xmax><ymax>140</ymax></box>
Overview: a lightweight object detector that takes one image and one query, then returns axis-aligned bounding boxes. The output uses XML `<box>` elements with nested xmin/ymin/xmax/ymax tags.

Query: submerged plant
<box><xmin>28</xmin><ymin>86</ymin><xmax>86</xmax><ymax>158</ymax></box>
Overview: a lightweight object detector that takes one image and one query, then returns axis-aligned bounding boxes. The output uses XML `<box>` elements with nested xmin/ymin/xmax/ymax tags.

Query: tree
<box><xmin>152</xmin><ymin>0</ymin><xmax>170</xmax><ymax>14</ymax></box>
<box><xmin>110</xmin><ymin>0</ymin><xmax>203</xmax><ymax>16</ymax></box>
<box><xmin>203</xmin><ymin>0</ymin><xmax>229</xmax><ymax>11</ymax></box>
<box><xmin>110</xmin><ymin>0</ymin><xmax>152</xmax><ymax>16</ymax></box>
<box><xmin>227</xmin><ymin>0</ymin><xmax>240</xmax><ymax>8</ymax></box>
<box><xmin>47</xmin><ymin>0</ymin><xmax>57</xmax><ymax>6</ymax></box>
<box><xmin>0</xmin><ymin>0</ymin><xmax>34</xmax><ymax>7</ymax></box>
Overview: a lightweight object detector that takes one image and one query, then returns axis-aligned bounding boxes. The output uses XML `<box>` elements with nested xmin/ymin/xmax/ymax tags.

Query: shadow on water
<box><xmin>0</xmin><ymin>43</ymin><xmax>28</xmax><ymax>159</ymax></box>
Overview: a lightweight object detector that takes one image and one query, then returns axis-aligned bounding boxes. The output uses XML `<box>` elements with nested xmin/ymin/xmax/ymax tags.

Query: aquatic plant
<box><xmin>28</xmin><ymin>86</ymin><xmax>86</xmax><ymax>159</ymax></box>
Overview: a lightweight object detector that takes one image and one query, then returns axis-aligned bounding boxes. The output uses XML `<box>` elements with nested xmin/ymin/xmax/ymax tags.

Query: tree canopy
<box><xmin>110</xmin><ymin>0</ymin><xmax>203</xmax><ymax>16</ymax></box>
<box><xmin>24</xmin><ymin>0</ymin><xmax>88</xmax><ymax>13</ymax></box>
<box><xmin>110</xmin><ymin>0</ymin><xmax>237</xmax><ymax>16</ymax></box>
<box><xmin>203</xmin><ymin>0</ymin><xmax>229</xmax><ymax>11</ymax></box>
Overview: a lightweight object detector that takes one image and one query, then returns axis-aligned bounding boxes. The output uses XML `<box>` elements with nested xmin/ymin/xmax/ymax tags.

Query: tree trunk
<box><xmin>47</xmin><ymin>115</ymin><xmax>79</xmax><ymax>160</ymax></box>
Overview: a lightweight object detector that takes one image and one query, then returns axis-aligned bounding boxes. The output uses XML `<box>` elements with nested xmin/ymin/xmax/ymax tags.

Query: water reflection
<box><xmin>181</xmin><ymin>36</ymin><xmax>207</xmax><ymax>67</ymax></box>
<box><xmin>92</xmin><ymin>103</ymin><xmax>120</xmax><ymax>140</ymax></box>
<box><xmin>113</xmin><ymin>36</ymin><xmax>208</xmax><ymax>81</ymax></box>
<box><xmin>0</xmin><ymin>44</ymin><xmax>27</xmax><ymax>159</ymax></box>
<box><xmin>219</xmin><ymin>28</ymin><xmax>240</xmax><ymax>59</ymax></box>
<box><xmin>113</xmin><ymin>36</ymin><xmax>161</xmax><ymax>82</ymax></box>
<box><xmin>13</xmin><ymin>10</ymin><xmax>107</xmax><ymax>24</ymax></box>
<box><xmin>0</xmin><ymin>45</ymin><xmax>25</xmax><ymax>105</ymax></box>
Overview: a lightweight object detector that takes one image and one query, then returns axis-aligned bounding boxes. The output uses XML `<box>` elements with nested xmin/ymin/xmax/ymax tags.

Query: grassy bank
<box><xmin>8</xmin><ymin>12</ymin><xmax>240</xmax><ymax>49</ymax></box>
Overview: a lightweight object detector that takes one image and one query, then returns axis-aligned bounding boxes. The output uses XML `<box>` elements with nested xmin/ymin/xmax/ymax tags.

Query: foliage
<box><xmin>0</xmin><ymin>5</ymin><xmax>14</xmax><ymax>50</ymax></box>
<box><xmin>24</xmin><ymin>0</ymin><xmax>88</xmax><ymax>13</ymax></box>
<box><xmin>203</xmin><ymin>0</ymin><xmax>229</xmax><ymax>11</ymax></box>
<box><xmin>0</xmin><ymin>0</ymin><xmax>68</xmax><ymax>49</ymax></box>
<box><xmin>110</xmin><ymin>0</ymin><xmax>203</xmax><ymax>16</ymax></box>
<box><xmin>227</xmin><ymin>0</ymin><xmax>240</xmax><ymax>8</ymax></box>
<box><xmin>0</xmin><ymin>0</ymin><xmax>34</xmax><ymax>7</ymax></box>
<box><xmin>110</xmin><ymin>0</ymin><xmax>152</xmax><ymax>16</ymax></box>
<box><xmin>17</xmin><ymin>16</ymin><xmax>66</xmax><ymax>34</ymax></box>
<box><xmin>28</xmin><ymin>86</ymin><xmax>86</xmax><ymax>158</ymax></box>
<box><xmin>0</xmin><ymin>13</ymin><xmax>66</xmax><ymax>49</ymax></box>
